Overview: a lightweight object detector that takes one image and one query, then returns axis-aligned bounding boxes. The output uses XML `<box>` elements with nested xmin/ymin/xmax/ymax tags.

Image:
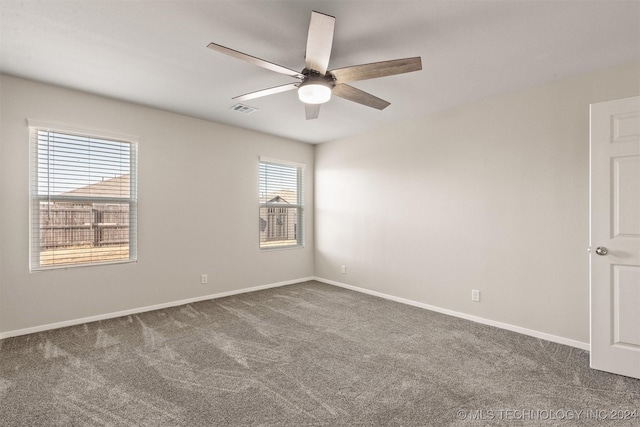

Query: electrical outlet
<box><xmin>341</xmin><ymin>265</ymin><xmax>346</xmax><ymax>274</ymax></box>
<box><xmin>201</xmin><ymin>274</ymin><xmax>208</xmax><ymax>285</ymax></box>
<box><xmin>471</xmin><ymin>289</ymin><xmax>480</xmax><ymax>302</ymax></box>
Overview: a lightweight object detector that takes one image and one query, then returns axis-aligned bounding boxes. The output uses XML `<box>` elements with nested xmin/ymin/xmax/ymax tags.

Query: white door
<box><xmin>590</xmin><ymin>96</ymin><xmax>640</xmax><ymax>379</ymax></box>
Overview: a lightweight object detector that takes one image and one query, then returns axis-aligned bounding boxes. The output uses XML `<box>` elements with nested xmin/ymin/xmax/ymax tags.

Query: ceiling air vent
<box><xmin>230</xmin><ymin>103</ymin><xmax>258</xmax><ymax>114</ymax></box>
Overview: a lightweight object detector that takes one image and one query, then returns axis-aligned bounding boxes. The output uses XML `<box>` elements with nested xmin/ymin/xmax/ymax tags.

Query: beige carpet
<box><xmin>1</xmin><ymin>280</ymin><xmax>638</xmax><ymax>426</ymax></box>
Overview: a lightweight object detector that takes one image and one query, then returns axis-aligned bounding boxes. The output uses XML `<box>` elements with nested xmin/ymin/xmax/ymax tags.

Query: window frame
<box><xmin>28</xmin><ymin>120</ymin><xmax>138</xmax><ymax>271</ymax></box>
<box><xmin>258</xmin><ymin>157</ymin><xmax>305</xmax><ymax>250</ymax></box>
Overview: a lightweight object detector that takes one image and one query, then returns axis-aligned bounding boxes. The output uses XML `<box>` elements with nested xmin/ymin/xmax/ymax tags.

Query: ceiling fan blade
<box><xmin>305</xmin><ymin>103</ymin><xmax>321</xmax><ymax>120</ymax></box>
<box><xmin>332</xmin><ymin>84</ymin><xmax>390</xmax><ymax>110</ymax></box>
<box><xmin>207</xmin><ymin>42</ymin><xmax>304</xmax><ymax>79</ymax></box>
<box><xmin>330</xmin><ymin>57</ymin><xmax>422</xmax><ymax>84</ymax></box>
<box><xmin>233</xmin><ymin>82</ymin><xmax>299</xmax><ymax>102</ymax></box>
<box><xmin>305</xmin><ymin>11</ymin><xmax>335</xmax><ymax>75</ymax></box>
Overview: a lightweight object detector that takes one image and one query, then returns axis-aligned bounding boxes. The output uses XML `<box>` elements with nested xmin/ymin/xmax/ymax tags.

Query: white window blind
<box><xmin>29</xmin><ymin>126</ymin><xmax>138</xmax><ymax>270</ymax></box>
<box><xmin>259</xmin><ymin>159</ymin><xmax>304</xmax><ymax>249</ymax></box>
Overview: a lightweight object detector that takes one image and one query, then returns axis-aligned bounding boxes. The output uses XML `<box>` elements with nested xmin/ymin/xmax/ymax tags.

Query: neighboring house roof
<box><xmin>260</xmin><ymin>189</ymin><xmax>298</xmax><ymax>205</ymax></box>
<box><xmin>268</xmin><ymin>195</ymin><xmax>289</xmax><ymax>204</ymax></box>
<box><xmin>63</xmin><ymin>174</ymin><xmax>130</xmax><ymax>198</ymax></box>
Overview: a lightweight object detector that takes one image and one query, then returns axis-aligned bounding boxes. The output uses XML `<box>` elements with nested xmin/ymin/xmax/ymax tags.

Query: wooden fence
<box><xmin>39</xmin><ymin>202</ymin><xmax>129</xmax><ymax>249</ymax></box>
<box><xmin>259</xmin><ymin>206</ymin><xmax>298</xmax><ymax>248</ymax></box>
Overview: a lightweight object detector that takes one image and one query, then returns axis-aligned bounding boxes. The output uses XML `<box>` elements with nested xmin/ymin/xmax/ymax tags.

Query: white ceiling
<box><xmin>1</xmin><ymin>1</ymin><xmax>638</xmax><ymax>144</ymax></box>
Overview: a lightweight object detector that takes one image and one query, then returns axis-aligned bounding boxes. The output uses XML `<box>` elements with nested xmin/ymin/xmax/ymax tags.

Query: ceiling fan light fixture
<box><xmin>298</xmin><ymin>80</ymin><xmax>332</xmax><ymax>104</ymax></box>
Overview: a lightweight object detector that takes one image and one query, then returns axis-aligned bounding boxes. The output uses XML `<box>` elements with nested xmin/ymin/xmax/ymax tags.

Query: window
<box><xmin>29</xmin><ymin>123</ymin><xmax>137</xmax><ymax>270</ymax></box>
<box><xmin>259</xmin><ymin>158</ymin><xmax>304</xmax><ymax>249</ymax></box>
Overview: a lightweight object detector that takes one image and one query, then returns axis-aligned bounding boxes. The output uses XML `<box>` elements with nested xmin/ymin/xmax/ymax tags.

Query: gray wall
<box><xmin>314</xmin><ymin>62</ymin><xmax>640</xmax><ymax>345</ymax></box>
<box><xmin>2</xmin><ymin>62</ymin><xmax>639</xmax><ymax>344</ymax></box>
<box><xmin>0</xmin><ymin>74</ymin><xmax>314</xmax><ymax>335</ymax></box>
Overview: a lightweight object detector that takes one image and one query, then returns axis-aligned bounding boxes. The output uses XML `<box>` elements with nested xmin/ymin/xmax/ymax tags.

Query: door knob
<box><xmin>595</xmin><ymin>246</ymin><xmax>608</xmax><ymax>256</ymax></box>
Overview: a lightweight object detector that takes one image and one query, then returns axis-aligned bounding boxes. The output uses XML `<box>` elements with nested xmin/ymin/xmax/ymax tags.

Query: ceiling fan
<box><xmin>207</xmin><ymin>11</ymin><xmax>422</xmax><ymax>119</ymax></box>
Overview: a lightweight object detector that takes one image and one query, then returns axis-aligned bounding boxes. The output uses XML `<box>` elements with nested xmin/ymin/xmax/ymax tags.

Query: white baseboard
<box><xmin>1</xmin><ymin>276</ymin><xmax>591</xmax><ymax>351</ymax></box>
<box><xmin>0</xmin><ymin>277</ymin><xmax>314</xmax><ymax>340</ymax></box>
<box><xmin>313</xmin><ymin>276</ymin><xmax>590</xmax><ymax>351</ymax></box>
